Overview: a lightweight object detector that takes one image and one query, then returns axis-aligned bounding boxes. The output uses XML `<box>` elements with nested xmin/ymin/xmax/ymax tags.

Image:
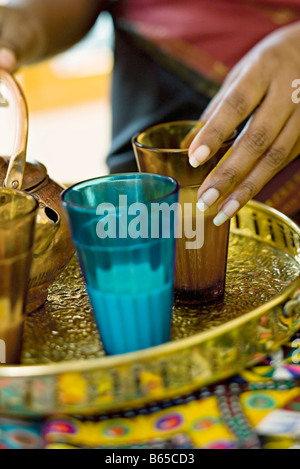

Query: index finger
<box><xmin>188</xmin><ymin>66</ymin><xmax>268</xmax><ymax>168</ymax></box>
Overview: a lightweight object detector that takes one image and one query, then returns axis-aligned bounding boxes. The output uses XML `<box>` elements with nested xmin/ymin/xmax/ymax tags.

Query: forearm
<box><xmin>6</xmin><ymin>0</ymin><xmax>107</xmax><ymax>62</ymax></box>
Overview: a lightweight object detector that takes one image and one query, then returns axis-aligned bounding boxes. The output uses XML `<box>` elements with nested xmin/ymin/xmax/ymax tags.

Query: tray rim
<box><xmin>0</xmin><ymin>200</ymin><xmax>300</xmax><ymax>379</ymax></box>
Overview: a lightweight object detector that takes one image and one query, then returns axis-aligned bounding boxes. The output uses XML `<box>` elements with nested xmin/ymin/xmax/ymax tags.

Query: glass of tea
<box><xmin>133</xmin><ymin>121</ymin><xmax>237</xmax><ymax>304</ymax></box>
<box><xmin>0</xmin><ymin>189</ymin><xmax>38</xmax><ymax>364</ymax></box>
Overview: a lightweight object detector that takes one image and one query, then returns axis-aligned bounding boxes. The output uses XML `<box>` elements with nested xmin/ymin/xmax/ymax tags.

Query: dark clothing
<box><xmin>107</xmin><ymin>28</ymin><xmax>211</xmax><ymax>174</ymax></box>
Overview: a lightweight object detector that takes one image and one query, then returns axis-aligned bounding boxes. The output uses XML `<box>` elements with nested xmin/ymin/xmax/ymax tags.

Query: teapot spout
<box><xmin>34</xmin><ymin>206</ymin><xmax>61</xmax><ymax>257</ymax></box>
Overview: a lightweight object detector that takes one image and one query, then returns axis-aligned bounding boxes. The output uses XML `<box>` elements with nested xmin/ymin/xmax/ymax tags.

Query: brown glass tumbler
<box><xmin>132</xmin><ymin>121</ymin><xmax>237</xmax><ymax>304</ymax></box>
<box><xmin>0</xmin><ymin>189</ymin><xmax>38</xmax><ymax>364</ymax></box>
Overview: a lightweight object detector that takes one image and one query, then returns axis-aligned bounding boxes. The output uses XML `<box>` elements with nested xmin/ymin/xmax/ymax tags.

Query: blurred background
<box><xmin>0</xmin><ymin>10</ymin><xmax>113</xmax><ymax>185</ymax></box>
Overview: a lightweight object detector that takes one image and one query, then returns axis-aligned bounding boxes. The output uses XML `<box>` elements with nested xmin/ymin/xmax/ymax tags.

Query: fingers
<box><xmin>213</xmin><ymin>137</ymin><xmax>300</xmax><ymax>227</ymax></box>
<box><xmin>180</xmin><ymin>122</ymin><xmax>205</xmax><ymax>149</ymax></box>
<box><xmin>200</xmin><ymin>65</ymin><xmax>241</xmax><ymax>122</ymax></box>
<box><xmin>183</xmin><ymin>66</ymin><xmax>243</xmax><ymax>154</ymax></box>
<box><xmin>197</xmin><ymin>108</ymin><xmax>300</xmax><ymax>226</ymax></box>
<box><xmin>180</xmin><ymin>65</ymin><xmax>243</xmax><ymax>149</ymax></box>
<box><xmin>188</xmin><ymin>64</ymin><xmax>268</xmax><ymax>168</ymax></box>
<box><xmin>197</xmin><ymin>85</ymin><xmax>294</xmax><ymax>198</ymax></box>
<box><xmin>0</xmin><ymin>47</ymin><xmax>17</xmax><ymax>71</ymax></box>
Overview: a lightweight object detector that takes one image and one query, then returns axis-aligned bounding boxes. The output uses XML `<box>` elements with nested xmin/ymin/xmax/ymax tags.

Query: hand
<box><xmin>189</xmin><ymin>22</ymin><xmax>300</xmax><ymax>226</ymax></box>
<box><xmin>0</xmin><ymin>5</ymin><xmax>45</xmax><ymax>71</ymax></box>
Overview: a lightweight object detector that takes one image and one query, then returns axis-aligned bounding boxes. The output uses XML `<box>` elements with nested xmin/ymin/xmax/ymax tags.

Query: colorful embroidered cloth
<box><xmin>2</xmin><ymin>335</ymin><xmax>300</xmax><ymax>449</ymax></box>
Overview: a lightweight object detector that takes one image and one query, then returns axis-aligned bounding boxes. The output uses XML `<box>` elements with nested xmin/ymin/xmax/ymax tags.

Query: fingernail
<box><xmin>189</xmin><ymin>155</ymin><xmax>201</xmax><ymax>168</ymax></box>
<box><xmin>213</xmin><ymin>200</ymin><xmax>240</xmax><ymax>226</ymax></box>
<box><xmin>197</xmin><ymin>200</ymin><xmax>208</xmax><ymax>212</ymax></box>
<box><xmin>0</xmin><ymin>48</ymin><xmax>17</xmax><ymax>70</ymax></box>
<box><xmin>189</xmin><ymin>145</ymin><xmax>211</xmax><ymax>167</ymax></box>
<box><xmin>197</xmin><ymin>188</ymin><xmax>220</xmax><ymax>212</ymax></box>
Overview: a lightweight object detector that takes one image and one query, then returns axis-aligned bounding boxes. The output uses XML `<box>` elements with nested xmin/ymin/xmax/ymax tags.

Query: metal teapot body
<box><xmin>0</xmin><ymin>70</ymin><xmax>74</xmax><ymax>312</ymax></box>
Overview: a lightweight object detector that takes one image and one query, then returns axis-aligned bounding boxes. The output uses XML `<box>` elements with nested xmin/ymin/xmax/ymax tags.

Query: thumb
<box><xmin>0</xmin><ymin>47</ymin><xmax>17</xmax><ymax>72</ymax></box>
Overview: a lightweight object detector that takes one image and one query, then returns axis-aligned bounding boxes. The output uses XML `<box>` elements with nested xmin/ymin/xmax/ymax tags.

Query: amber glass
<box><xmin>0</xmin><ymin>189</ymin><xmax>38</xmax><ymax>363</ymax></box>
<box><xmin>133</xmin><ymin>121</ymin><xmax>236</xmax><ymax>304</ymax></box>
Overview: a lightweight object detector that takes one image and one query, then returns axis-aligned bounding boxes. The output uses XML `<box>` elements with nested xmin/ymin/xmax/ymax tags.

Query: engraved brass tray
<box><xmin>0</xmin><ymin>201</ymin><xmax>300</xmax><ymax>417</ymax></box>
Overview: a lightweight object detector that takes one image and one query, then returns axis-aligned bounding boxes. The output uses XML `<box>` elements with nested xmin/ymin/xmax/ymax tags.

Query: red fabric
<box><xmin>116</xmin><ymin>0</ymin><xmax>300</xmax><ymax>83</ymax></box>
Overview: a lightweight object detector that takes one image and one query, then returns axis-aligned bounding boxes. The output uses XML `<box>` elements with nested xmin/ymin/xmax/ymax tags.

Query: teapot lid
<box><xmin>0</xmin><ymin>157</ymin><xmax>47</xmax><ymax>191</ymax></box>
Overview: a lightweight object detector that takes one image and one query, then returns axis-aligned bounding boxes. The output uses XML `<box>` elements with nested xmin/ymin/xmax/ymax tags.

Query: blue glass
<box><xmin>61</xmin><ymin>173</ymin><xmax>179</xmax><ymax>355</ymax></box>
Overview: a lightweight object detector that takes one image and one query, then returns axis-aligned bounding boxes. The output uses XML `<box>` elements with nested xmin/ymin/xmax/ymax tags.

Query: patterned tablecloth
<box><xmin>2</xmin><ymin>334</ymin><xmax>300</xmax><ymax>450</ymax></box>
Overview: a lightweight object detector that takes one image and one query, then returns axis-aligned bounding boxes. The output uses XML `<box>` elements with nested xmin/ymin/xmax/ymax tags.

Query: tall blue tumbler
<box><xmin>61</xmin><ymin>174</ymin><xmax>179</xmax><ymax>355</ymax></box>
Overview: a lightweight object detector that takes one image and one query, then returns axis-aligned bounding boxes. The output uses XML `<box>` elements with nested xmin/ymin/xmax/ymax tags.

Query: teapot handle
<box><xmin>0</xmin><ymin>69</ymin><xmax>28</xmax><ymax>190</ymax></box>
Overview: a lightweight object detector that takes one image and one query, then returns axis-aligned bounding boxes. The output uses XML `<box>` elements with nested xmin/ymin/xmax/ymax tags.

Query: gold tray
<box><xmin>0</xmin><ymin>201</ymin><xmax>300</xmax><ymax>417</ymax></box>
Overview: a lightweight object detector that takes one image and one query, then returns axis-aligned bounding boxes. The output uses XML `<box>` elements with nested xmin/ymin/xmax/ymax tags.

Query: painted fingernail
<box><xmin>213</xmin><ymin>200</ymin><xmax>240</xmax><ymax>226</ymax></box>
<box><xmin>189</xmin><ymin>145</ymin><xmax>211</xmax><ymax>168</ymax></box>
<box><xmin>189</xmin><ymin>155</ymin><xmax>201</xmax><ymax>168</ymax></box>
<box><xmin>197</xmin><ymin>200</ymin><xmax>208</xmax><ymax>212</ymax></box>
<box><xmin>197</xmin><ymin>188</ymin><xmax>220</xmax><ymax>212</ymax></box>
<box><xmin>0</xmin><ymin>48</ymin><xmax>17</xmax><ymax>70</ymax></box>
